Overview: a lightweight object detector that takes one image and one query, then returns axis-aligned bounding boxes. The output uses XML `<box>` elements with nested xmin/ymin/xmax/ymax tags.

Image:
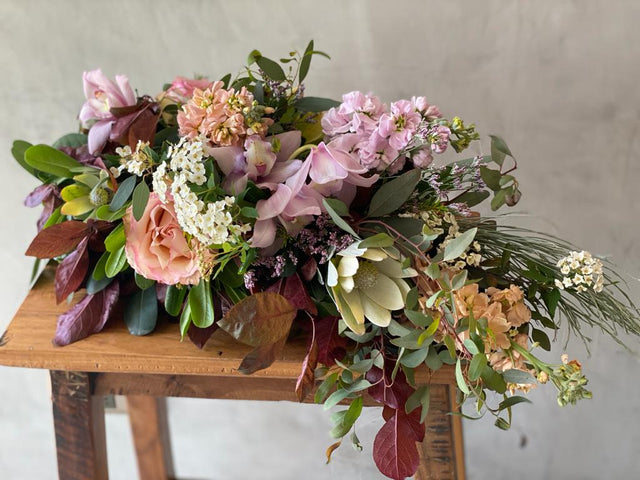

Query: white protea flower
<box><xmin>327</xmin><ymin>244</ymin><xmax>417</xmax><ymax>335</ymax></box>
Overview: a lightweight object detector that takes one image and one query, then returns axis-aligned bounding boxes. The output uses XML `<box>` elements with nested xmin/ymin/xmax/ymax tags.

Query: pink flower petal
<box><xmin>87</xmin><ymin>119</ymin><xmax>114</xmax><ymax>154</ymax></box>
<box><xmin>250</xmin><ymin>219</ymin><xmax>277</xmax><ymax>248</ymax></box>
<box><xmin>256</xmin><ymin>184</ymin><xmax>292</xmax><ymax>219</ymax></box>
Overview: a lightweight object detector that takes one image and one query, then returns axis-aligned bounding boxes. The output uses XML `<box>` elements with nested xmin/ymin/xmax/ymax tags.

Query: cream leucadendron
<box><xmin>327</xmin><ymin>244</ymin><xmax>417</xmax><ymax>335</ymax></box>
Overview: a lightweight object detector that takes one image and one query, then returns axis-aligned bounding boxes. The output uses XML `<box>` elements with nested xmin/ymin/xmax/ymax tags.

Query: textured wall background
<box><xmin>1</xmin><ymin>1</ymin><xmax>639</xmax><ymax>479</ymax></box>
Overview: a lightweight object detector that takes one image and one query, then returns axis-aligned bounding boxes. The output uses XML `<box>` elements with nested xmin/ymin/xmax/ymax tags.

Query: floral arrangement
<box><xmin>13</xmin><ymin>42</ymin><xmax>640</xmax><ymax>480</ymax></box>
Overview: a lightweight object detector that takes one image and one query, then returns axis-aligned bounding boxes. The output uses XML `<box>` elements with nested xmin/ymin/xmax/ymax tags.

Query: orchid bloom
<box><xmin>308</xmin><ymin>141</ymin><xmax>379</xmax><ymax>205</ymax></box>
<box><xmin>252</xmin><ymin>156</ymin><xmax>324</xmax><ymax>248</ymax></box>
<box><xmin>79</xmin><ymin>69</ymin><xmax>137</xmax><ymax>154</ymax></box>
<box><xmin>206</xmin><ymin>130</ymin><xmax>302</xmax><ymax>194</ymax></box>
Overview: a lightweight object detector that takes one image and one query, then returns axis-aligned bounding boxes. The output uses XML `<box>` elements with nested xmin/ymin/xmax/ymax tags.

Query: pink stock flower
<box><xmin>124</xmin><ymin>193</ymin><xmax>200</xmax><ymax>285</ymax></box>
<box><xmin>79</xmin><ymin>69</ymin><xmax>137</xmax><ymax>154</ymax></box>
<box><xmin>322</xmin><ymin>91</ymin><xmax>385</xmax><ymax>137</ymax></box>
<box><xmin>377</xmin><ymin>99</ymin><xmax>422</xmax><ymax>151</ymax></box>
<box><xmin>206</xmin><ymin>130</ymin><xmax>302</xmax><ymax>194</ymax></box>
<box><xmin>178</xmin><ymin>82</ymin><xmax>258</xmax><ymax>147</ymax></box>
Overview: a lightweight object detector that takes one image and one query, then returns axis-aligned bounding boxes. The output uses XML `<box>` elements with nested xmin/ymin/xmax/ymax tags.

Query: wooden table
<box><xmin>0</xmin><ymin>269</ymin><xmax>466</xmax><ymax>480</ymax></box>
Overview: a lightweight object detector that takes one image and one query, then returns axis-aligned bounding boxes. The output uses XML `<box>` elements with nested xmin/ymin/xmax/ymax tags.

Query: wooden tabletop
<box><xmin>0</xmin><ymin>268</ymin><xmax>453</xmax><ymax>382</ymax></box>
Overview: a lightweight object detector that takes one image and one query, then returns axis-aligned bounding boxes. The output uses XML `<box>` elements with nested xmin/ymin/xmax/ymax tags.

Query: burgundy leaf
<box><xmin>25</xmin><ymin>221</ymin><xmax>91</xmax><ymax>258</ymax></box>
<box><xmin>127</xmin><ymin>108</ymin><xmax>160</xmax><ymax>150</ymax></box>
<box><xmin>295</xmin><ymin>319</ymin><xmax>318</xmax><ymax>402</ymax></box>
<box><xmin>87</xmin><ymin>220</ymin><xmax>115</xmax><ymax>252</ymax></box>
<box><xmin>366</xmin><ymin>366</ymin><xmax>415</xmax><ymax>410</ymax></box>
<box><xmin>315</xmin><ymin>316</ymin><xmax>347</xmax><ymax>366</ymax></box>
<box><xmin>300</xmin><ymin>257</ymin><xmax>317</xmax><ymax>282</ymax></box>
<box><xmin>373</xmin><ymin>409</ymin><xmax>422</xmax><ymax>480</ymax></box>
<box><xmin>188</xmin><ymin>323</ymin><xmax>219</xmax><ymax>349</ymax></box>
<box><xmin>53</xmin><ymin>281</ymin><xmax>119</xmax><ymax>346</ymax></box>
<box><xmin>37</xmin><ymin>196</ymin><xmax>63</xmax><ymax>232</ymax></box>
<box><xmin>238</xmin><ymin>334</ymin><xmax>288</xmax><ymax>375</ymax></box>
<box><xmin>24</xmin><ymin>184</ymin><xmax>57</xmax><ymax>207</ymax></box>
<box><xmin>54</xmin><ymin>237</ymin><xmax>89</xmax><ymax>304</ymax></box>
<box><xmin>282</xmin><ymin>273</ymin><xmax>318</xmax><ymax>314</ymax></box>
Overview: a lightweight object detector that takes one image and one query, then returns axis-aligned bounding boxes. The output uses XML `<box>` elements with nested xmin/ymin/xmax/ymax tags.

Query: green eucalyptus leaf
<box><xmin>189</xmin><ymin>280</ymin><xmax>215</xmax><ymax>328</ymax></box>
<box><xmin>299</xmin><ymin>40</ymin><xmax>314</xmax><ymax>83</ymax></box>
<box><xmin>132</xmin><ymin>180</ymin><xmax>150</xmax><ymax>221</ymax></box>
<box><xmin>358</xmin><ymin>233</ymin><xmax>394</xmax><ymax>249</ymax></box>
<box><xmin>498</xmin><ymin>395</ymin><xmax>532</xmax><ymax>411</ymax></box>
<box><xmin>165</xmin><ymin>284</ymin><xmax>187</xmax><ymax>317</ymax></box>
<box><xmin>295</xmin><ymin>96</ymin><xmax>341</xmax><ymax>112</ymax></box>
<box><xmin>489</xmin><ymin>134</ymin><xmax>514</xmax><ymax>167</ymax></box>
<box><xmin>322</xmin><ymin>198</ymin><xmax>358</xmax><ymax>237</ymax></box>
<box><xmin>124</xmin><ymin>285</ymin><xmax>158</xmax><ymax>336</ymax></box>
<box><xmin>105</xmin><ymin>245</ymin><xmax>128</xmax><ymax>278</ymax></box>
<box><xmin>368</xmin><ymin>169</ymin><xmax>420</xmax><ymax>218</ymax></box>
<box><xmin>134</xmin><ymin>273</ymin><xmax>155</xmax><ymax>290</ymax></box>
<box><xmin>255</xmin><ymin>55</ymin><xmax>286</xmax><ymax>81</ymax></box>
<box><xmin>110</xmin><ymin>175</ymin><xmax>137</xmax><ymax>212</ymax></box>
<box><xmin>479</xmin><ymin>166</ymin><xmax>502</xmax><ymax>191</ymax></box>
<box><xmin>443</xmin><ymin>228</ymin><xmax>477</xmax><ymax>261</ymax></box>
<box><xmin>179</xmin><ymin>301</ymin><xmax>192</xmax><ymax>339</ymax></box>
<box><xmin>52</xmin><ymin>133</ymin><xmax>87</xmax><ymax>149</ymax></box>
<box><xmin>455</xmin><ymin>358</ymin><xmax>470</xmax><ymax>394</ymax></box>
<box><xmin>469</xmin><ymin>353</ymin><xmax>487</xmax><ymax>381</ymax></box>
<box><xmin>502</xmin><ymin>369</ymin><xmax>537</xmax><ymax>384</ymax></box>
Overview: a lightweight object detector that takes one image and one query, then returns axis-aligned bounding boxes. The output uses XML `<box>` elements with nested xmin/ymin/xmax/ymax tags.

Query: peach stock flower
<box><xmin>124</xmin><ymin>192</ymin><xmax>200</xmax><ymax>285</ymax></box>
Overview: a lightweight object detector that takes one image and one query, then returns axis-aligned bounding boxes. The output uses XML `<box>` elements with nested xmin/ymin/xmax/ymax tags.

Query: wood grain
<box><xmin>127</xmin><ymin>396</ymin><xmax>175</xmax><ymax>480</ymax></box>
<box><xmin>0</xmin><ymin>268</ymin><xmax>455</xmax><ymax>383</ymax></box>
<box><xmin>415</xmin><ymin>384</ymin><xmax>466</xmax><ymax>480</ymax></box>
<box><xmin>50</xmin><ymin>371</ymin><xmax>108</xmax><ymax>480</ymax></box>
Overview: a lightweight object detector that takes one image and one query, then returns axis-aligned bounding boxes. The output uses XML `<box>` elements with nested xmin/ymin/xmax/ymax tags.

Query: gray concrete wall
<box><xmin>1</xmin><ymin>1</ymin><xmax>639</xmax><ymax>478</ymax></box>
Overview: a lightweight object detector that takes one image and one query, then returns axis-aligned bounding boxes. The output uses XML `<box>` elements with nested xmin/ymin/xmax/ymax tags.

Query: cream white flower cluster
<box><xmin>115</xmin><ymin>141</ymin><xmax>153</xmax><ymax>176</ymax></box>
<box><xmin>432</xmin><ymin>211</ymin><xmax>482</xmax><ymax>269</ymax></box>
<box><xmin>555</xmin><ymin>250</ymin><xmax>604</xmax><ymax>293</ymax></box>
<box><xmin>153</xmin><ymin>137</ymin><xmax>250</xmax><ymax>246</ymax></box>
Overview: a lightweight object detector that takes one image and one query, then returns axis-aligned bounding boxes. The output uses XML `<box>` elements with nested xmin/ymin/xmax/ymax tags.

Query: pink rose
<box><xmin>124</xmin><ymin>193</ymin><xmax>200</xmax><ymax>285</ymax></box>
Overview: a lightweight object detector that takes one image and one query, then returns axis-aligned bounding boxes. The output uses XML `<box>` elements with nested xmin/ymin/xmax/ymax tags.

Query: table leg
<box><xmin>414</xmin><ymin>384</ymin><xmax>466</xmax><ymax>480</ymax></box>
<box><xmin>127</xmin><ymin>396</ymin><xmax>175</xmax><ymax>480</ymax></box>
<box><xmin>50</xmin><ymin>371</ymin><xmax>108</xmax><ymax>480</ymax></box>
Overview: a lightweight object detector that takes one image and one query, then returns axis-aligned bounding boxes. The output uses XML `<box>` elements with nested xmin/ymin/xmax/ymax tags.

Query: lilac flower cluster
<box><xmin>424</xmin><ymin>155</ymin><xmax>486</xmax><ymax>201</ymax></box>
<box><xmin>321</xmin><ymin>91</ymin><xmax>450</xmax><ymax>173</ymax></box>
<box><xmin>296</xmin><ymin>214</ymin><xmax>355</xmax><ymax>264</ymax></box>
<box><xmin>243</xmin><ymin>215</ymin><xmax>354</xmax><ymax>290</ymax></box>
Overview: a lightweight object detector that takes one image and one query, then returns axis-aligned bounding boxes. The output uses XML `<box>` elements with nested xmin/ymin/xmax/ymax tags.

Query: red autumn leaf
<box><xmin>217</xmin><ymin>292</ymin><xmax>296</xmax><ymax>347</ymax></box>
<box><xmin>373</xmin><ymin>409</ymin><xmax>422</xmax><ymax>480</ymax></box>
<box><xmin>295</xmin><ymin>319</ymin><xmax>318</xmax><ymax>402</ymax></box>
<box><xmin>315</xmin><ymin>316</ymin><xmax>347</xmax><ymax>366</ymax></box>
<box><xmin>283</xmin><ymin>273</ymin><xmax>318</xmax><ymax>314</ymax></box>
<box><xmin>128</xmin><ymin>108</ymin><xmax>160</xmax><ymax>150</ymax></box>
<box><xmin>86</xmin><ymin>219</ymin><xmax>115</xmax><ymax>252</ymax></box>
<box><xmin>382</xmin><ymin>405</ymin><xmax>425</xmax><ymax>442</ymax></box>
<box><xmin>53</xmin><ymin>280</ymin><xmax>120</xmax><ymax>346</ymax></box>
<box><xmin>54</xmin><ymin>237</ymin><xmax>89</xmax><ymax>304</ymax></box>
<box><xmin>300</xmin><ymin>257</ymin><xmax>317</xmax><ymax>282</ymax></box>
<box><xmin>238</xmin><ymin>334</ymin><xmax>288</xmax><ymax>375</ymax></box>
<box><xmin>25</xmin><ymin>221</ymin><xmax>91</xmax><ymax>258</ymax></box>
<box><xmin>366</xmin><ymin>366</ymin><xmax>415</xmax><ymax>410</ymax></box>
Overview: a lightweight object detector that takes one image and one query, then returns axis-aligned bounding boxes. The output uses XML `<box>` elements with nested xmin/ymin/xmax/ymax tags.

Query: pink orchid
<box><xmin>79</xmin><ymin>69</ymin><xmax>137</xmax><ymax>154</ymax></box>
<box><xmin>252</xmin><ymin>157</ymin><xmax>324</xmax><ymax>248</ymax></box>
<box><xmin>308</xmin><ymin>142</ymin><xmax>379</xmax><ymax>205</ymax></box>
<box><xmin>205</xmin><ymin>130</ymin><xmax>302</xmax><ymax>194</ymax></box>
